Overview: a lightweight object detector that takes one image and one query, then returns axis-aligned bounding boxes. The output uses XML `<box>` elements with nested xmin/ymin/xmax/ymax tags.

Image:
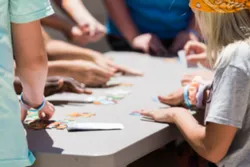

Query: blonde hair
<box><xmin>194</xmin><ymin>9</ymin><xmax>250</xmax><ymax>69</ymax></box>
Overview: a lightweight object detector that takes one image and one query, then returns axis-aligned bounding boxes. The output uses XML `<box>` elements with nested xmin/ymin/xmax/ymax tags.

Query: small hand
<box><xmin>60</xmin><ymin>77</ymin><xmax>92</xmax><ymax>94</ymax></box>
<box><xmin>38</xmin><ymin>101</ymin><xmax>55</xmax><ymax>120</ymax></box>
<box><xmin>69</xmin><ymin>26</ymin><xmax>89</xmax><ymax>46</ymax></box>
<box><xmin>169</xmin><ymin>30</ymin><xmax>199</xmax><ymax>54</ymax></box>
<box><xmin>44</xmin><ymin>76</ymin><xmax>92</xmax><ymax>97</ymax></box>
<box><xmin>184</xmin><ymin>41</ymin><xmax>210</xmax><ymax>68</ymax></box>
<box><xmin>79</xmin><ymin>20</ymin><xmax>106</xmax><ymax>43</ymax></box>
<box><xmin>141</xmin><ymin>107</ymin><xmax>187</xmax><ymax>123</ymax></box>
<box><xmin>90</xmin><ymin>51</ymin><xmax>143</xmax><ymax>76</ymax></box>
<box><xmin>181</xmin><ymin>74</ymin><xmax>196</xmax><ymax>86</ymax></box>
<box><xmin>67</xmin><ymin>60</ymin><xmax>112</xmax><ymax>87</ymax></box>
<box><xmin>20</xmin><ymin>101</ymin><xmax>55</xmax><ymax>121</ymax></box>
<box><xmin>132</xmin><ymin>33</ymin><xmax>168</xmax><ymax>56</ymax></box>
<box><xmin>90</xmin><ymin>51</ymin><xmax>117</xmax><ymax>73</ymax></box>
<box><xmin>158</xmin><ymin>88</ymin><xmax>184</xmax><ymax>106</ymax></box>
<box><xmin>109</xmin><ymin>63</ymin><xmax>144</xmax><ymax>76</ymax></box>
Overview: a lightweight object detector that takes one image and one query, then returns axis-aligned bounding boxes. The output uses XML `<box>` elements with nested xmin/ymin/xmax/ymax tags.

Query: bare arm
<box><xmin>173</xmin><ymin>109</ymin><xmax>237</xmax><ymax>163</ymax></box>
<box><xmin>104</xmin><ymin>0</ymin><xmax>139</xmax><ymax>44</ymax></box>
<box><xmin>41</xmin><ymin>14</ymin><xmax>74</xmax><ymax>37</ymax></box>
<box><xmin>45</xmin><ymin>36</ymin><xmax>96</xmax><ymax>62</ymax></box>
<box><xmin>55</xmin><ymin>0</ymin><xmax>99</xmax><ymax>26</ymax></box>
<box><xmin>13</xmin><ymin>21</ymin><xmax>47</xmax><ymax>106</ymax></box>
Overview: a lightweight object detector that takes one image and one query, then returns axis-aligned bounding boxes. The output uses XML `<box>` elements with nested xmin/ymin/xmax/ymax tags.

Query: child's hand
<box><xmin>181</xmin><ymin>74</ymin><xmax>195</xmax><ymax>86</ymax></box>
<box><xmin>38</xmin><ymin>101</ymin><xmax>55</xmax><ymax>120</ymax></box>
<box><xmin>158</xmin><ymin>88</ymin><xmax>184</xmax><ymax>106</ymax></box>
<box><xmin>184</xmin><ymin>41</ymin><xmax>210</xmax><ymax>68</ymax></box>
<box><xmin>132</xmin><ymin>33</ymin><xmax>168</xmax><ymax>56</ymax></box>
<box><xmin>44</xmin><ymin>77</ymin><xmax>92</xmax><ymax>96</ymax></box>
<box><xmin>141</xmin><ymin>107</ymin><xmax>187</xmax><ymax>123</ymax></box>
<box><xmin>20</xmin><ymin>101</ymin><xmax>55</xmax><ymax>121</ymax></box>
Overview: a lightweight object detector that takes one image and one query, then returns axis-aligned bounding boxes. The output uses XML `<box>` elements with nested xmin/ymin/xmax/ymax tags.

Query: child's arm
<box><xmin>41</xmin><ymin>14</ymin><xmax>74</xmax><ymax>37</ymax></box>
<box><xmin>104</xmin><ymin>0</ymin><xmax>139</xmax><ymax>44</ymax></box>
<box><xmin>55</xmin><ymin>0</ymin><xmax>98</xmax><ymax>27</ymax></box>
<box><xmin>54</xmin><ymin>0</ymin><xmax>106</xmax><ymax>41</ymax></box>
<box><xmin>13</xmin><ymin>21</ymin><xmax>47</xmax><ymax>106</ymax></box>
<box><xmin>143</xmin><ymin>65</ymin><xmax>250</xmax><ymax>163</ymax></box>
<box><xmin>142</xmin><ymin>108</ymin><xmax>237</xmax><ymax>163</ymax></box>
<box><xmin>173</xmin><ymin>109</ymin><xmax>237</xmax><ymax>163</ymax></box>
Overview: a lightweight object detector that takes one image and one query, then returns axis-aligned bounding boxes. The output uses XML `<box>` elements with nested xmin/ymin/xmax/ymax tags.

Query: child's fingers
<box><xmin>140</xmin><ymin>110</ymin><xmax>154</xmax><ymax>118</ymax></box>
<box><xmin>158</xmin><ymin>95</ymin><xmax>181</xmax><ymax>105</ymax></box>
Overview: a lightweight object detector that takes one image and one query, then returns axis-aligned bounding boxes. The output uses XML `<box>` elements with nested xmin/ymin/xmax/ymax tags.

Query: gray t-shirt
<box><xmin>205</xmin><ymin>42</ymin><xmax>250</xmax><ymax>167</ymax></box>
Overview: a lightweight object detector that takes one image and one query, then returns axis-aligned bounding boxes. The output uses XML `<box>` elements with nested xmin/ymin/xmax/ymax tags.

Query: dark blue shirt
<box><xmin>107</xmin><ymin>0</ymin><xmax>192</xmax><ymax>39</ymax></box>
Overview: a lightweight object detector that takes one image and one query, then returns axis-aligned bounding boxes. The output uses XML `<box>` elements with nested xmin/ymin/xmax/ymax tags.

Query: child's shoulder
<box><xmin>226</xmin><ymin>41</ymin><xmax>250</xmax><ymax>75</ymax></box>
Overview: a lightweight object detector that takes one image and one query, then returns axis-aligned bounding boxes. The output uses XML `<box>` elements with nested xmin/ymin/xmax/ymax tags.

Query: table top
<box><xmin>28</xmin><ymin>52</ymin><xmax>200</xmax><ymax>167</ymax></box>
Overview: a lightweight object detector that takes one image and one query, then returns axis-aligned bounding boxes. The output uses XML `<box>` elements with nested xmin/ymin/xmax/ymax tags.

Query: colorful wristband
<box><xmin>20</xmin><ymin>93</ymin><xmax>46</xmax><ymax>112</ymax></box>
<box><xmin>184</xmin><ymin>85</ymin><xmax>192</xmax><ymax>108</ymax></box>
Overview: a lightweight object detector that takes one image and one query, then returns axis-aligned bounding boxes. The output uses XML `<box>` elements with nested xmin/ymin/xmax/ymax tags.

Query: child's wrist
<box><xmin>22</xmin><ymin>91</ymin><xmax>44</xmax><ymax>107</ymax></box>
<box><xmin>21</xmin><ymin>92</ymin><xmax>46</xmax><ymax>112</ymax></box>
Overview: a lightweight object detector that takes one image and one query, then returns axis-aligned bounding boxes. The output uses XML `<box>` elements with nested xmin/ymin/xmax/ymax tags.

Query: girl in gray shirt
<box><xmin>141</xmin><ymin>1</ymin><xmax>250</xmax><ymax>167</ymax></box>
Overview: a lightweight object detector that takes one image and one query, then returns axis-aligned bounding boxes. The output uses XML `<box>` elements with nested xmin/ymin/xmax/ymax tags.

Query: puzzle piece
<box><xmin>130</xmin><ymin>112</ymin><xmax>141</xmax><ymax>116</ymax></box>
<box><xmin>152</xmin><ymin>96</ymin><xmax>160</xmax><ymax>103</ymax></box>
<box><xmin>67</xmin><ymin>112</ymin><xmax>96</xmax><ymax>118</ymax></box>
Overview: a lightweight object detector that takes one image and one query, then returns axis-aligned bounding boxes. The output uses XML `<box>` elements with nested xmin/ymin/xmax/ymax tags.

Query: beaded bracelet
<box><xmin>20</xmin><ymin>92</ymin><xmax>46</xmax><ymax>112</ymax></box>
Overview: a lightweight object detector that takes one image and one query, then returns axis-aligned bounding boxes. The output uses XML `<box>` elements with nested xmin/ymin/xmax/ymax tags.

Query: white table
<box><xmin>28</xmin><ymin>52</ymin><xmax>200</xmax><ymax>167</ymax></box>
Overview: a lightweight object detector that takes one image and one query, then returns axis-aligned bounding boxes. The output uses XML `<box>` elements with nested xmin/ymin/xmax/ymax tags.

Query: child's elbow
<box><xmin>205</xmin><ymin>150</ymin><xmax>227</xmax><ymax>164</ymax></box>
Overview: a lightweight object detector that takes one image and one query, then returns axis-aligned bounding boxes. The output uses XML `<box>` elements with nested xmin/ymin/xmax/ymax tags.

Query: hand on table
<box><xmin>44</xmin><ymin>76</ymin><xmax>92</xmax><ymax>97</ymax></box>
<box><xmin>158</xmin><ymin>88</ymin><xmax>184</xmax><ymax>106</ymax></box>
<box><xmin>90</xmin><ymin>51</ymin><xmax>143</xmax><ymax>76</ymax></box>
<box><xmin>184</xmin><ymin>41</ymin><xmax>209</xmax><ymax>68</ymax></box>
<box><xmin>21</xmin><ymin>101</ymin><xmax>55</xmax><ymax>122</ymax></box>
<box><xmin>132</xmin><ymin>33</ymin><xmax>168</xmax><ymax>56</ymax></box>
<box><xmin>141</xmin><ymin>107</ymin><xmax>187</xmax><ymax>123</ymax></box>
<box><xmin>66</xmin><ymin>60</ymin><xmax>112</xmax><ymax>87</ymax></box>
<box><xmin>181</xmin><ymin>74</ymin><xmax>196</xmax><ymax>86</ymax></box>
<box><xmin>169</xmin><ymin>30</ymin><xmax>199</xmax><ymax>54</ymax></box>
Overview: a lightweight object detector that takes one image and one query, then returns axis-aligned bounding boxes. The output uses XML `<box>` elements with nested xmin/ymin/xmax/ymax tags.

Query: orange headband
<box><xmin>189</xmin><ymin>0</ymin><xmax>250</xmax><ymax>13</ymax></box>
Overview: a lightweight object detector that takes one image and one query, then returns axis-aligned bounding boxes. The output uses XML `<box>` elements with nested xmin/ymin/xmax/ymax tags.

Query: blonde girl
<box><xmin>142</xmin><ymin>1</ymin><xmax>250</xmax><ymax>167</ymax></box>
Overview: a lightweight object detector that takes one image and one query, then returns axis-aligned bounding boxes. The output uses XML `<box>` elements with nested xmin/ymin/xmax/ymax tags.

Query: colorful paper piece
<box><xmin>67</xmin><ymin>112</ymin><xmax>96</xmax><ymax>118</ymax></box>
<box><xmin>130</xmin><ymin>111</ymin><xmax>142</xmax><ymax>116</ymax></box>
<box><xmin>83</xmin><ymin>96</ymin><xmax>96</xmax><ymax>103</ymax></box>
<box><xmin>152</xmin><ymin>96</ymin><xmax>160</xmax><ymax>103</ymax></box>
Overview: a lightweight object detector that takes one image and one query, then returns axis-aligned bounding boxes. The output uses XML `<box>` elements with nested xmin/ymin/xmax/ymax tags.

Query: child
<box><xmin>0</xmin><ymin>0</ymin><xmax>55</xmax><ymax>166</ymax></box>
<box><xmin>142</xmin><ymin>1</ymin><xmax>250</xmax><ymax>166</ymax></box>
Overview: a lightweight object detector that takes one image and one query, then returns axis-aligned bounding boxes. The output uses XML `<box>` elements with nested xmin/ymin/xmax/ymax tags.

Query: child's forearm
<box><xmin>104</xmin><ymin>0</ymin><xmax>139</xmax><ymax>44</ymax></box>
<box><xmin>58</xmin><ymin>0</ymin><xmax>97</xmax><ymax>26</ymax></box>
<box><xmin>41</xmin><ymin>14</ymin><xmax>74</xmax><ymax>37</ymax></box>
<box><xmin>13</xmin><ymin>21</ymin><xmax>47</xmax><ymax>106</ymax></box>
<box><xmin>173</xmin><ymin>110</ymin><xmax>208</xmax><ymax>156</ymax></box>
<box><xmin>47</xmin><ymin>60</ymin><xmax>72</xmax><ymax>77</ymax></box>
<box><xmin>173</xmin><ymin>109</ymin><xmax>227</xmax><ymax>163</ymax></box>
<box><xmin>46</xmin><ymin>39</ymin><xmax>95</xmax><ymax>61</ymax></box>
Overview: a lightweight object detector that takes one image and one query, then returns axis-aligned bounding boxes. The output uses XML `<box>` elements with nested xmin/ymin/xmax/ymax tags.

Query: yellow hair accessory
<box><xmin>189</xmin><ymin>0</ymin><xmax>250</xmax><ymax>13</ymax></box>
